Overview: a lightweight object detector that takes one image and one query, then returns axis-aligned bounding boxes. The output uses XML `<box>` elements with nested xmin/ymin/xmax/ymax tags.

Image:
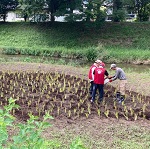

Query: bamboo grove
<box><xmin>0</xmin><ymin>71</ymin><xmax>149</xmax><ymax>121</ymax></box>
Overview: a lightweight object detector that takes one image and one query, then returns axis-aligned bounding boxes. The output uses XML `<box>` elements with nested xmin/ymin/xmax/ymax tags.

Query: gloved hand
<box><xmin>109</xmin><ymin>79</ymin><xmax>112</xmax><ymax>82</ymax></box>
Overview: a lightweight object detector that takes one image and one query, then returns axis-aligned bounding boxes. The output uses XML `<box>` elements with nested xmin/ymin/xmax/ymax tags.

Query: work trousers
<box><xmin>118</xmin><ymin>80</ymin><xmax>127</xmax><ymax>95</ymax></box>
<box><xmin>92</xmin><ymin>83</ymin><xmax>104</xmax><ymax>101</ymax></box>
<box><xmin>89</xmin><ymin>81</ymin><xmax>94</xmax><ymax>95</ymax></box>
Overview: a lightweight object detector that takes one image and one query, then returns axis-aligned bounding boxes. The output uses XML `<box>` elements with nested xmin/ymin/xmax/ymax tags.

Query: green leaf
<box><xmin>41</xmin><ymin>122</ymin><xmax>52</xmax><ymax>128</ymax></box>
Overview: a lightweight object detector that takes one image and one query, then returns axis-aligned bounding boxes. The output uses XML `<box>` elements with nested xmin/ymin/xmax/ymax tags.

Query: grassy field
<box><xmin>0</xmin><ymin>22</ymin><xmax>150</xmax><ymax>63</ymax></box>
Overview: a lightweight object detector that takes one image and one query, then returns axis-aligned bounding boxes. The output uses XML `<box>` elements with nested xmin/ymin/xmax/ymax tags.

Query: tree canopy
<box><xmin>0</xmin><ymin>0</ymin><xmax>150</xmax><ymax>22</ymax></box>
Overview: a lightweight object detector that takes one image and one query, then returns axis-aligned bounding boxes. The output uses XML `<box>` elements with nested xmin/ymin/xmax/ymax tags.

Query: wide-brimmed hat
<box><xmin>110</xmin><ymin>64</ymin><xmax>116</xmax><ymax>69</ymax></box>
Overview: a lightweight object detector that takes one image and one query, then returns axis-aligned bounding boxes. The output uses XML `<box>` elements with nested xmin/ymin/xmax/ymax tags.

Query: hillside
<box><xmin>0</xmin><ymin>22</ymin><xmax>150</xmax><ymax>48</ymax></box>
<box><xmin>0</xmin><ymin>22</ymin><xmax>150</xmax><ymax>63</ymax></box>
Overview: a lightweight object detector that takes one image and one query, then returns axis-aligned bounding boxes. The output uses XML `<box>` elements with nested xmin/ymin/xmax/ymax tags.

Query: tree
<box><xmin>0</xmin><ymin>0</ymin><xmax>18</xmax><ymax>22</ymax></box>
<box><xmin>45</xmin><ymin>0</ymin><xmax>61</xmax><ymax>22</ymax></box>
<box><xmin>62</xmin><ymin>0</ymin><xmax>84</xmax><ymax>22</ymax></box>
<box><xmin>112</xmin><ymin>0</ymin><xmax>125</xmax><ymax>22</ymax></box>
<box><xmin>18</xmin><ymin>0</ymin><xmax>31</xmax><ymax>22</ymax></box>
<box><xmin>92</xmin><ymin>0</ymin><xmax>106</xmax><ymax>22</ymax></box>
<box><xmin>83</xmin><ymin>0</ymin><xmax>106</xmax><ymax>22</ymax></box>
<box><xmin>18</xmin><ymin>0</ymin><xmax>46</xmax><ymax>22</ymax></box>
<box><xmin>135</xmin><ymin>0</ymin><xmax>150</xmax><ymax>21</ymax></box>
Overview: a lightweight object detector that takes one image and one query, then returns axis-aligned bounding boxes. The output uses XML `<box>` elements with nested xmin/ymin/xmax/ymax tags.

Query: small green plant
<box><xmin>70</xmin><ymin>137</ymin><xmax>86</xmax><ymax>149</ymax></box>
<box><xmin>0</xmin><ymin>98</ymin><xmax>55</xmax><ymax>149</ymax></box>
<box><xmin>0</xmin><ymin>98</ymin><xmax>86</xmax><ymax>148</ymax></box>
<box><xmin>0</xmin><ymin>97</ymin><xmax>19</xmax><ymax>146</ymax></box>
<box><xmin>10</xmin><ymin>112</ymin><xmax>54</xmax><ymax>149</ymax></box>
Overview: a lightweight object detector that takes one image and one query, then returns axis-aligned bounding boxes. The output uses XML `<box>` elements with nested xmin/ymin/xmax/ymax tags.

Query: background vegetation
<box><xmin>1</xmin><ymin>0</ymin><xmax>150</xmax><ymax>22</ymax></box>
<box><xmin>0</xmin><ymin>22</ymin><xmax>150</xmax><ymax>63</ymax></box>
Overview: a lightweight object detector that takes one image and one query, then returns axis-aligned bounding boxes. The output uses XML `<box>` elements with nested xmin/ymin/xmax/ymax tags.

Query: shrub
<box><xmin>0</xmin><ymin>98</ymin><xmax>86</xmax><ymax>148</ymax></box>
<box><xmin>2</xmin><ymin>47</ymin><xmax>18</xmax><ymax>55</ymax></box>
<box><xmin>84</xmin><ymin>43</ymin><xmax>108</xmax><ymax>62</ymax></box>
<box><xmin>113</xmin><ymin>9</ymin><xmax>126</xmax><ymax>22</ymax></box>
<box><xmin>0</xmin><ymin>98</ymin><xmax>19</xmax><ymax>146</ymax></box>
<box><xmin>85</xmin><ymin>47</ymin><xmax>97</xmax><ymax>61</ymax></box>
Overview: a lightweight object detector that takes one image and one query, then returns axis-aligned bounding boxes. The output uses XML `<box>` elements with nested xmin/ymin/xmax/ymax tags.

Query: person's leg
<box><xmin>98</xmin><ymin>84</ymin><xmax>104</xmax><ymax>102</ymax></box>
<box><xmin>91</xmin><ymin>83</ymin><xmax>97</xmax><ymax>102</ymax></box>
<box><xmin>114</xmin><ymin>81</ymin><xmax>120</xmax><ymax>100</ymax></box>
<box><xmin>89</xmin><ymin>81</ymin><xmax>94</xmax><ymax>96</ymax></box>
<box><xmin>119</xmin><ymin>80</ymin><xmax>127</xmax><ymax>102</ymax></box>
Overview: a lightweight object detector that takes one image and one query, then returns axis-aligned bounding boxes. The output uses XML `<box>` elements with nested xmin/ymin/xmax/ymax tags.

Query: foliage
<box><xmin>2</xmin><ymin>47</ymin><xmax>18</xmax><ymax>55</ymax></box>
<box><xmin>18</xmin><ymin>0</ymin><xmax>46</xmax><ymax>22</ymax></box>
<box><xmin>0</xmin><ymin>98</ymin><xmax>54</xmax><ymax>148</ymax></box>
<box><xmin>0</xmin><ymin>98</ymin><xmax>86</xmax><ymax>148</ymax></box>
<box><xmin>0</xmin><ymin>98</ymin><xmax>19</xmax><ymax>146</ymax></box>
<box><xmin>113</xmin><ymin>9</ymin><xmax>126</xmax><ymax>22</ymax></box>
<box><xmin>83</xmin><ymin>0</ymin><xmax>107</xmax><ymax>22</ymax></box>
<box><xmin>84</xmin><ymin>47</ymin><xmax>98</xmax><ymax>61</ymax></box>
<box><xmin>70</xmin><ymin>137</ymin><xmax>86</xmax><ymax>149</ymax></box>
<box><xmin>0</xmin><ymin>0</ymin><xmax>149</xmax><ymax>23</ymax></box>
<box><xmin>136</xmin><ymin>0</ymin><xmax>150</xmax><ymax>21</ymax></box>
<box><xmin>10</xmin><ymin>112</ymin><xmax>54</xmax><ymax>149</ymax></box>
<box><xmin>84</xmin><ymin>43</ymin><xmax>107</xmax><ymax>62</ymax></box>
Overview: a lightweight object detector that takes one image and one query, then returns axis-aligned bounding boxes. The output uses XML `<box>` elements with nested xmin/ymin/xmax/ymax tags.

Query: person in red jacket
<box><xmin>88</xmin><ymin>59</ymin><xmax>102</xmax><ymax>96</ymax></box>
<box><xmin>91</xmin><ymin>65</ymin><xmax>109</xmax><ymax>103</ymax></box>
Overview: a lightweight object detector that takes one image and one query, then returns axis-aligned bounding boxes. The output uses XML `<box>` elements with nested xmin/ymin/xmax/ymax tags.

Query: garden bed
<box><xmin>0</xmin><ymin>63</ymin><xmax>149</xmax><ymax>121</ymax></box>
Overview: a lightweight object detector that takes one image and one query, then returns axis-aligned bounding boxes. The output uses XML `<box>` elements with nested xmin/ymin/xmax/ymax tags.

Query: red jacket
<box><xmin>88</xmin><ymin>64</ymin><xmax>96</xmax><ymax>80</ymax></box>
<box><xmin>93</xmin><ymin>67</ymin><xmax>106</xmax><ymax>84</ymax></box>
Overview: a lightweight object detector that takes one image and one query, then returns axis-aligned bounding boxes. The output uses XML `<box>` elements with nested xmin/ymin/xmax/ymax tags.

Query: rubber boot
<box><xmin>98</xmin><ymin>98</ymin><xmax>103</xmax><ymax>104</ymax></box>
<box><xmin>119</xmin><ymin>95</ymin><xmax>125</xmax><ymax>103</ymax></box>
<box><xmin>116</xmin><ymin>92</ymin><xmax>120</xmax><ymax>101</ymax></box>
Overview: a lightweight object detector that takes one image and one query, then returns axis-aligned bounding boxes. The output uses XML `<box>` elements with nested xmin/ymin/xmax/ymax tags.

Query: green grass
<box><xmin>106</xmin><ymin>47</ymin><xmax>150</xmax><ymax>63</ymax></box>
<box><xmin>0</xmin><ymin>22</ymin><xmax>150</xmax><ymax>63</ymax></box>
<box><xmin>43</xmin><ymin>118</ymin><xmax>150</xmax><ymax>149</ymax></box>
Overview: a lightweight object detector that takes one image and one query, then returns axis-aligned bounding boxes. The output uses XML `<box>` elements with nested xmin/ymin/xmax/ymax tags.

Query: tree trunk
<box><xmin>3</xmin><ymin>14</ymin><xmax>6</xmax><ymax>22</ymax></box>
<box><xmin>51</xmin><ymin>13</ymin><xmax>55</xmax><ymax>22</ymax></box>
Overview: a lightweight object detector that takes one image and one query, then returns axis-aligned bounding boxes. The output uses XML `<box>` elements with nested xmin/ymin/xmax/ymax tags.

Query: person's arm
<box><xmin>104</xmin><ymin>70</ymin><xmax>109</xmax><ymax>79</ymax></box>
<box><xmin>112</xmin><ymin>69</ymin><xmax>120</xmax><ymax>81</ymax></box>
<box><xmin>108</xmin><ymin>75</ymin><xmax>115</xmax><ymax>79</ymax></box>
<box><xmin>92</xmin><ymin>67</ymin><xmax>96</xmax><ymax>81</ymax></box>
<box><xmin>109</xmin><ymin>69</ymin><xmax>120</xmax><ymax>82</ymax></box>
